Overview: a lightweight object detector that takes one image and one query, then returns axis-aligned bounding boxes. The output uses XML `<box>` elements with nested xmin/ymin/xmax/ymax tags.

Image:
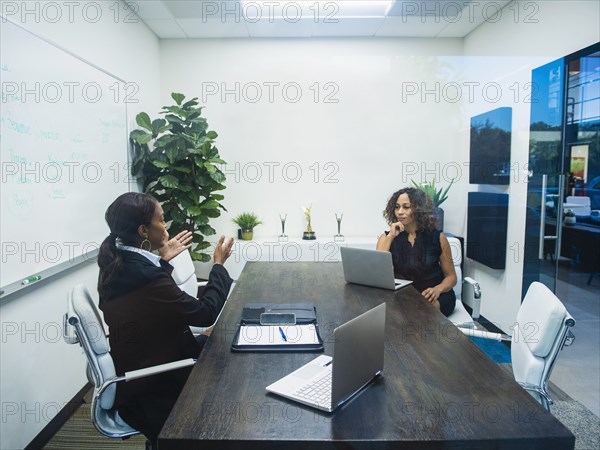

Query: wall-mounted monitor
<box><xmin>470</xmin><ymin>107</ymin><xmax>512</xmax><ymax>185</ymax></box>
<box><xmin>467</xmin><ymin>192</ymin><xmax>509</xmax><ymax>270</ymax></box>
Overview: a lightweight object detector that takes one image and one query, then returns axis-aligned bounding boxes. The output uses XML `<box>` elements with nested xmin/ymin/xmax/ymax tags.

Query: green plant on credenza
<box><xmin>232</xmin><ymin>212</ymin><xmax>263</xmax><ymax>240</ymax></box>
<box><xmin>129</xmin><ymin>92</ymin><xmax>227</xmax><ymax>262</ymax></box>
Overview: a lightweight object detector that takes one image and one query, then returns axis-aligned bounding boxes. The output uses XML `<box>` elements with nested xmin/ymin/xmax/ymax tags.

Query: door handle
<box><xmin>539</xmin><ymin>174</ymin><xmax>566</xmax><ymax>260</ymax></box>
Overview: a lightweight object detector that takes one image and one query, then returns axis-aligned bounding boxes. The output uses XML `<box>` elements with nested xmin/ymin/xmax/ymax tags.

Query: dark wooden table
<box><xmin>158</xmin><ymin>262</ymin><xmax>574</xmax><ymax>450</ymax></box>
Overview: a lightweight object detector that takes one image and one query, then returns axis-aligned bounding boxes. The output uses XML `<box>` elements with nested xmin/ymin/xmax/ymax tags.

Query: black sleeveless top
<box><xmin>387</xmin><ymin>229</ymin><xmax>456</xmax><ymax>316</ymax></box>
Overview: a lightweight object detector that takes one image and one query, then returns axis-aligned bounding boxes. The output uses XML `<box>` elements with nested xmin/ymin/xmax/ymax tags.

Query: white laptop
<box><xmin>266</xmin><ymin>303</ymin><xmax>386</xmax><ymax>412</ymax></box>
<box><xmin>340</xmin><ymin>247</ymin><xmax>413</xmax><ymax>291</ymax></box>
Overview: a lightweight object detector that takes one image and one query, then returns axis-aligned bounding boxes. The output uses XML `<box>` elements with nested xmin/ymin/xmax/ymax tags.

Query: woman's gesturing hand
<box><xmin>214</xmin><ymin>235</ymin><xmax>234</xmax><ymax>265</ymax></box>
<box><xmin>159</xmin><ymin>230</ymin><xmax>193</xmax><ymax>261</ymax></box>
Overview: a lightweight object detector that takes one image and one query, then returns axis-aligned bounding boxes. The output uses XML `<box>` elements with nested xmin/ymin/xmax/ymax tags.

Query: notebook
<box><xmin>340</xmin><ymin>246</ymin><xmax>413</xmax><ymax>291</ymax></box>
<box><xmin>265</xmin><ymin>303</ymin><xmax>386</xmax><ymax>412</ymax></box>
<box><xmin>231</xmin><ymin>303</ymin><xmax>324</xmax><ymax>352</ymax></box>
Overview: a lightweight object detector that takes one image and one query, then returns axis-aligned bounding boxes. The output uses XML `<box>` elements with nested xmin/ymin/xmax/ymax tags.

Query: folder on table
<box><xmin>231</xmin><ymin>303</ymin><xmax>324</xmax><ymax>353</ymax></box>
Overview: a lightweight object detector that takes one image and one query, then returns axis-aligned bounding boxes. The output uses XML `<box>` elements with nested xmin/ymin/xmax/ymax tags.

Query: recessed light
<box><xmin>240</xmin><ymin>1</ymin><xmax>393</xmax><ymax>20</ymax></box>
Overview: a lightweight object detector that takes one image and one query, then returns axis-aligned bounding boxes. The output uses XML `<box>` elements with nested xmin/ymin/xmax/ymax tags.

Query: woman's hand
<box><xmin>214</xmin><ymin>235</ymin><xmax>234</xmax><ymax>265</ymax></box>
<box><xmin>159</xmin><ymin>230</ymin><xmax>193</xmax><ymax>262</ymax></box>
<box><xmin>389</xmin><ymin>221</ymin><xmax>404</xmax><ymax>238</ymax></box>
<box><xmin>376</xmin><ymin>222</ymin><xmax>404</xmax><ymax>251</ymax></box>
<box><xmin>421</xmin><ymin>285</ymin><xmax>443</xmax><ymax>303</ymax></box>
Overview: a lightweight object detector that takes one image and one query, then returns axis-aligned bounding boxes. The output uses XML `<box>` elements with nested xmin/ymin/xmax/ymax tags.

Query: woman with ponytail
<box><xmin>97</xmin><ymin>192</ymin><xmax>234</xmax><ymax>443</ymax></box>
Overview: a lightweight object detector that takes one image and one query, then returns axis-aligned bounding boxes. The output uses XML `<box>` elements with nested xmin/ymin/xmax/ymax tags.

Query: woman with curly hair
<box><xmin>376</xmin><ymin>187</ymin><xmax>457</xmax><ymax>316</ymax></box>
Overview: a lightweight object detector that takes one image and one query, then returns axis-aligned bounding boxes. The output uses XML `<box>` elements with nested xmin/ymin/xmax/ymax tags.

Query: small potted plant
<box><xmin>564</xmin><ymin>208</ymin><xmax>576</xmax><ymax>225</ymax></box>
<box><xmin>411</xmin><ymin>179</ymin><xmax>454</xmax><ymax>230</ymax></box>
<box><xmin>232</xmin><ymin>212</ymin><xmax>263</xmax><ymax>240</ymax></box>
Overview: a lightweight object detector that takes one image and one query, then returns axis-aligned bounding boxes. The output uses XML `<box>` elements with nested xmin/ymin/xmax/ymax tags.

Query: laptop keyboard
<box><xmin>294</xmin><ymin>370</ymin><xmax>332</xmax><ymax>404</ymax></box>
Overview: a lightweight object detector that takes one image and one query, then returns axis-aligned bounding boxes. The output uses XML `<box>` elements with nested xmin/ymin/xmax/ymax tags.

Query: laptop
<box><xmin>340</xmin><ymin>247</ymin><xmax>413</xmax><ymax>291</ymax></box>
<box><xmin>265</xmin><ymin>303</ymin><xmax>386</xmax><ymax>412</ymax></box>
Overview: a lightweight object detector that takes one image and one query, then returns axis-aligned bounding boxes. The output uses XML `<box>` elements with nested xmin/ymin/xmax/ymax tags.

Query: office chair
<box><xmin>446</xmin><ymin>236</ymin><xmax>481</xmax><ymax>328</ymax></box>
<box><xmin>459</xmin><ymin>282</ymin><xmax>575</xmax><ymax>411</ymax></box>
<box><xmin>63</xmin><ymin>284</ymin><xmax>196</xmax><ymax>440</ymax></box>
<box><xmin>169</xmin><ymin>250</ymin><xmax>231</xmax><ymax>335</ymax></box>
<box><xmin>565</xmin><ymin>195</ymin><xmax>591</xmax><ymax>217</ymax></box>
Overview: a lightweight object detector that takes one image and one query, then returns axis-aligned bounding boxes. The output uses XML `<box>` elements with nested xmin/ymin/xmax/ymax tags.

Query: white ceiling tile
<box><xmin>164</xmin><ymin>0</ymin><xmax>244</xmax><ymax>19</ymax></box>
<box><xmin>246</xmin><ymin>18</ymin><xmax>314</xmax><ymax>38</ymax></box>
<box><xmin>313</xmin><ymin>18</ymin><xmax>386</xmax><ymax>37</ymax></box>
<box><xmin>177</xmin><ymin>18</ymin><xmax>250</xmax><ymax>38</ymax></box>
<box><xmin>127</xmin><ymin>1</ymin><xmax>173</xmax><ymax>20</ymax></box>
<box><xmin>436</xmin><ymin>16</ymin><xmax>486</xmax><ymax>38</ymax></box>
<box><xmin>387</xmin><ymin>0</ymin><xmax>469</xmax><ymax>17</ymax></box>
<box><xmin>141</xmin><ymin>19</ymin><xmax>186</xmax><ymax>38</ymax></box>
<box><xmin>376</xmin><ymin>16</ymin><xmax>448</xmax><ymax>37</ymax></box>
<box><xmin>134</xmin><ymin>0</ymin><xmax>513</xmax><ymax>38</ymax></box>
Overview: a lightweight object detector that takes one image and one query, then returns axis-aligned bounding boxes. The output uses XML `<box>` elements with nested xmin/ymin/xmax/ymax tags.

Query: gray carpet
<box><xmin>44</xmin><ymin>395</ymin><xmax>600</xmax><ymax>449</ymax></box>
<box><xmin>44</xmin><ymin>403</ymin><xmax>146</xmax><ymax>449</ymax></box>
<box><xmin>551</xmin><ymin>399</ymin><xmax>600</xmax><ymax>450</ymax></box>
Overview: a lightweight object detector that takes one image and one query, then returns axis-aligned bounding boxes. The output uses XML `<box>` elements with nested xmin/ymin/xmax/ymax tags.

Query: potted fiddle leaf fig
<box><xmin>232</xmin><ymin>212</ymin><xmax>263</xmax><ymax>240</ymax></box>
<box><xmin>411</xmin><ymin>179</ymin><xmax>455</xmax><ymax>230</ymax></box>
<box><xmin>129</xmin><ymin>92</ymin><xmax>227</xmax><ymax>262</ymax></box>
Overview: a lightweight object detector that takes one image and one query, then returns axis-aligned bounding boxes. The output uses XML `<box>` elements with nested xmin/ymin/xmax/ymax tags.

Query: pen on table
<box><xmin>278</xmin><ymin>326</ymin><xmax>287</xmax><ymax>342</ymax></box>
<box><xmin>22</xmin><ymin>275</ymin><xmax>42</xmax><ymax>285</ymax></box>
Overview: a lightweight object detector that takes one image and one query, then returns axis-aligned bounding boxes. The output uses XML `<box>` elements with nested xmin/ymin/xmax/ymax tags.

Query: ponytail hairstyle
<box><xmin>97</xmin><ymin>192</ymin><xmax>158</xmax><ymax>299</ymax></box>
<box><xmin>382</xmin><ymin>187</ymin><xmax>436</xmax><ymax>232</ymax></box>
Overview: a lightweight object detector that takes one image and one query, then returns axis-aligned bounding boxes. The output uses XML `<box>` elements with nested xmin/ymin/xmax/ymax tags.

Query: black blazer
<box><xmin>99</xmin><ymin>251</ymin><xmax>233</xmax><ymax>404</ymax></box>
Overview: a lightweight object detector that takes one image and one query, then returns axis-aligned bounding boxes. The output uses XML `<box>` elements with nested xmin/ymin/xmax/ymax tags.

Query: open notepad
<box><xmin>236</xmin><ymin>324</ymin><xmax>320</xmax><ymax>346</ymax></box>
<box><xmin>231</xmin><ymin>303</ymin><xmax>324</xmax><ymax>352</ymax></box>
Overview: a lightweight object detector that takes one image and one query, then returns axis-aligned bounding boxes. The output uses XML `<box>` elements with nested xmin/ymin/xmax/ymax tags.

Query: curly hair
<box><xmin>382</xmin><ymin>187</ymin><xmax>437</xmax><ymax>232</ymax></box>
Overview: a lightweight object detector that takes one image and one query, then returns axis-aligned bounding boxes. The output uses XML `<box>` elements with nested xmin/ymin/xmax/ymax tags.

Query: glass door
<box><xmin>523</xmin><ymin>43</ymin><xmax>600</xmax><ymax>297</ymax></box>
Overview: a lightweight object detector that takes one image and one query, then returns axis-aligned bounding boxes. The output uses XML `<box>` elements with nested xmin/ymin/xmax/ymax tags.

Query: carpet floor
<box><xmin>44</xmin><ymin>393</ymin><xmax>599</xmax><ymax>450</ymax></box>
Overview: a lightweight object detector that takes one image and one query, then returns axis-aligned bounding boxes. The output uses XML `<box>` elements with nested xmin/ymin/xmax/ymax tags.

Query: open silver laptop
<box><xmin>340</xmin><ymin>247</ymin><xmax>413</xmax><ymax>290</ymax></box>
<box><xmin>265</xmin><ymin>303</ymin><xmax>385</xmax><ymax>412</ymax></box>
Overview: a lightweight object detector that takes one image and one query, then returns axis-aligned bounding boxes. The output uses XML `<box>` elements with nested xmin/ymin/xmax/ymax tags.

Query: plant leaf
<box><xmin>210</xmin><ymin>170</ymin><xmax>226</xmax><ymax>183</ymax></box>
<box><xmin>171</xmin><ymin>92</ymin><xmax>185</xmax><ymax>105</ymax></box>
<box><xmin>207</xmin><ymin>130</ymin><xmax>218</xmax><ymax>140</ymax></box>
<box><xmin>136</xmin><ymin>112</ymin><xmax>152</xmax><ymax>131</ymax></box>
<box><xmin>152</xmin><ymin>160</ymin><xmax>170</xmax><ymax>169</ymax></box>
<box><xmin>182</xmin><ymin>98</ymin><xmax>200</xmax><ymax>109</ymax></box>
<box><xmin>187</xmin><ymin>206</ymin><xmax>203</xmax><ymax>216</ymax></box>
<box><xmin>201</xmin><ymin>200</ymin><xmax>220</xmax><ymax>209</ymax></box>
<box><xmin>159</xmin><ymin>175</ymin><xmax>179</xmax><ymax>189</ymax></box>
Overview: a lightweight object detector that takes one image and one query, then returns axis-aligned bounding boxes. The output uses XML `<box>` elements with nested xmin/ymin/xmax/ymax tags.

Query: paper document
<box><xmin>236</xmin><ymin>324</ymin><xmax>320</xmax><ymax>346</ymax></box>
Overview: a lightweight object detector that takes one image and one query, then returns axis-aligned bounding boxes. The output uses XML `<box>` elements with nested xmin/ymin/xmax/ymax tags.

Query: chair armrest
<box><xmin>63</xmin><ymin>313</ymin><xmax>79</xmax><ymax>345</ymax></box>
<box><xmin>458</xmin><ymin>327</ymin><xmax>510</xmax><ymax>342</ymax></box>
<box><xmin>462</xmin><ymin>277</ymin><xmax>481</xmax><ymax>319</ymax></box>
<box><xmin>96</xmin><ymin>358</ymin><xmax>197</xmax><ymax>398</ymax></box>
<box><xmin>463</xmin><ymin>277</ymin><xmax>481</xmax><ymax>299</ymax></box>
<box><xmin>125</xmin><ymin>358</ymin><xmax>196</xmax><ymax>382</ymax></box>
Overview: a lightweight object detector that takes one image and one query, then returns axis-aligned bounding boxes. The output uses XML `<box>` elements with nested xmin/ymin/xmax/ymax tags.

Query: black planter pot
<box><xmin>433</xmin><ymin>208</ymin><xmax>444</xmax><ymax>231</ymax></box>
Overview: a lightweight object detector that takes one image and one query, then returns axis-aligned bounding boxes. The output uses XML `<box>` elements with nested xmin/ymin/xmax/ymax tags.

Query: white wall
<box><xmin>0</xmin><ymin>2</ymin><xmax>160</xmax><ymax>448</ymax></box>
<box><xmin>462</xmin><ymin>0</ymin><xmax>600</xmax><ymax>332</ymax></box>
<box><xmin>160</xmin><ymin>38</ymin><xmax>464</xmax><ymax>241</ymax></box>
<box><xmin>2</xmin><ymin>1</ymin><xmax>598</xmax><ymax>447</ymax></box>
<box><xmin>158</xmin><ymin>1</ymin><xmax>600</xmax><ymax>334</ymax></box>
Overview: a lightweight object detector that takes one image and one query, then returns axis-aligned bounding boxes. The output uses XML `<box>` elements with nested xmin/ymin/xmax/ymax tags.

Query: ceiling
<box><xmin>130</xmin><ymin>0</ymin><xmax>511</xmax><ymax>39</ymax></box>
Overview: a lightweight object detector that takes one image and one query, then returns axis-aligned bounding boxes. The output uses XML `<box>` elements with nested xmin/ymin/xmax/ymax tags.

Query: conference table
<box><xmin>158</xmin><ymin>262</ymin><xmax>574</xmax><ymax>449</ymax></box>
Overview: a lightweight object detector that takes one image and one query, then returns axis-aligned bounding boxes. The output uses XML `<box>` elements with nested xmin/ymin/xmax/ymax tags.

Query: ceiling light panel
<box><xmin>241</xmin><ymin>1</ymin><xmax>393</xmax><ymax>20</ymax></box>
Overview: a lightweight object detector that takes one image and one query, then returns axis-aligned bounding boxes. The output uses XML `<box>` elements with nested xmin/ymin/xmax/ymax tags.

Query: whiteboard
<box><xmin>1</xmin><ymin>19</ymin><xmax>130</xmax><ymax>297</ymax></box>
